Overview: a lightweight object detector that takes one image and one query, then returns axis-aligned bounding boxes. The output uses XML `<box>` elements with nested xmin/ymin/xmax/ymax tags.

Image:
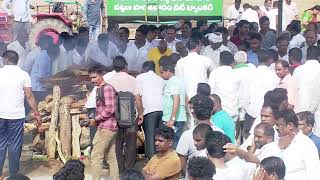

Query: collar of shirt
<box><xmin>2</xmin><ymin>65</ymin><xmax>20</xmax><ymax>70</ymax></box>
<box><xmin>234</xmin><ymin>63</ymin><xmax>248</xmax><ymax>69</ymax></box>
<box><xmin>280</xmin><ymin>73</ymin><xmax>292</xmax><ymax>83</ymax></box>
<box><xmin>290</xmin><ymin>63</ymin><xmax>301</xmax><ymax>68</ymax></box>
<box><xmin>308</xmin><ymin>132</ymin><xmax>315</xmax><ymax>138</ymax></box>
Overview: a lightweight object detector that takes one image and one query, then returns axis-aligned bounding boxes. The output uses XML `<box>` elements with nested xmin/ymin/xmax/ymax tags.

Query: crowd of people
<box><xmin>1</xmin><ymin>0</ymin><xmax>320</xmax><ymax>180</ymax></box>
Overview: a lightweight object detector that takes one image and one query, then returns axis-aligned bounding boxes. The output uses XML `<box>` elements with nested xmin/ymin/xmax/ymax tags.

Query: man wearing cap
<box><xmin>201</xmin><ymin>32</ymin><xmax>231</xmax><ymax>70</ymax></box>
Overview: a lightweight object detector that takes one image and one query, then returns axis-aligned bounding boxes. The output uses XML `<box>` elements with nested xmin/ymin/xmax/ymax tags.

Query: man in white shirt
<box><xmin>260</xmin><ymin>0</ymin><xmax>273</xmax><ymax>16</ymax></box>
<box><xmin>226</xmin><ymin>0</ymin><xmax>243</xmax><ymax>27</ymax></box>
<box><xmin>202</xmin><ymin>32</ymin><xmax>231</xmax><ymax>69</ymax></box>
<box><xmin>136</xmin><ymin>61</ymin><xmax>165</xmax><ymax>159</ymax></box>
<box><xmin>164</xmin><ymin>25</ymin><xmax>180</xmax><ymax>52</ymax></box>
<box><xmin>276</xmin><ymin>110</ymin><xmax>320</xmax><ymax>180</ymax></box>
<box><xmin>288</xmin><ymin>20</ymin><xmax>306</xmax><ymax>50</ymax></box>
<box><xmin>245</xmin><ymin>50</ymin><xmax>278</xmax><ymax>139</ymax></box>
<box><xmin>176</xmin><ymin>95</ymin><xmax>223</xmax><ymax>177</ymax></box>
<box><xmin>175</xmin><ymin>38</ymin><xmax>214</xmax><ymax>100</ymax></box>
<box><xmin>7</xmin><ymin>31</ymin><xmax>30</xmax><ymax>68</ymax></box>
<box><xmin>0</xmin><ymin>50</ymin><xmax>40</xmax><ymax>179</ymax></box>
<box><xmin>209</xmin><ymin>51</ymin><xmax>240</xmax><ymax>119</ymax></box>
<box><xmin>240</xmin><ymin>3</ymin><xmax>259</xmax><ymax>25</ymax></box>
<box><xmin>1</xmin><ymin>0</ymin><xmax>31</xmax><ymax>40</ymax></box>
<box><xmin>87</xmin><ymin>33</ymin><xmax>120</xmax><ymax>68</ymax></box>
<box><xmin>283</xmin><ymin>0</ymin><xmax>298</xmax><ymax>30</ymax></box>
<box><xmin>276</xmin><ymin>35</ymin><xmax>290</xmax><ymax>62</ymax></box>
<box><xmin>122</xmin><ymin>25</ymin><xmax>150</xmax><ymax>73</ymax></box>
<box><xmin>301</xmin><ymin>30</ymin><xmax>318</xmax><ymax>63</ymax></box>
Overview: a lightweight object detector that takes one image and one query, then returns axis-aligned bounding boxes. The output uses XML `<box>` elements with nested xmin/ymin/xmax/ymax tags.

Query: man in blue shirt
<box><xmin>247</xmin><ymin>32</ymin><xmax>262</xmax><ymax>66</ymax></box>
<box><xmin>210</xmin><ymin>94</ymin><xmax>236</xmax><ymax>144</ymax></box>
<box><xmin>30</xmin><ymin>35</ymin><xmax>53</xmax><ymax>102</ymax></box>
<box><xmin>297</xmin><ymin>111</ymin><xmax>320</xmax><ymax>156</ymax></box>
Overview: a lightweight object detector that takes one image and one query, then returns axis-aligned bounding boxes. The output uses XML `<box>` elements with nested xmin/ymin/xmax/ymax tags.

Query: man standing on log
<box><xmin>0</xmin><ymin>50</ymin><xmax>40</xmax><ymax>180</ymax></box>
<box><xmin>88</xmin><ymin>66</ymin><xmax>119</xmax><ymax>180</ymax></box>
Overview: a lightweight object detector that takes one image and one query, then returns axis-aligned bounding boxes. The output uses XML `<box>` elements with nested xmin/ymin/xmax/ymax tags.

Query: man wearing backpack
<box><xmin>88</xmin><ymin>66</ymin><xmax>119</xmax><ymax>180</ymax></box>
<box><xmin>105</xmin><ymin>56</ymin><xmax>144</xmax><ymax>173</ymax></box>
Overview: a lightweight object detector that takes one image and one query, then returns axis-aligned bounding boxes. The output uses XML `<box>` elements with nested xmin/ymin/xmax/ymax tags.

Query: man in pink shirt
<box><xmin>275</xmin><ymin>60</ymin><xmax>298</xmax><ymax>110</ymax></box>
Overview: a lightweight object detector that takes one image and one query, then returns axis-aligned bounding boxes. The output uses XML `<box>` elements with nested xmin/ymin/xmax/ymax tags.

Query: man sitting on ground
<box><xmin>187</xmin><ymin>157</ymin><xmax>216</xmax><ymax>180</ymax></box>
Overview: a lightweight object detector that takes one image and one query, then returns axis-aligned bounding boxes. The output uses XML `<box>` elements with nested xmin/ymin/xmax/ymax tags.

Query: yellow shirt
<box><xmin>147</xmin><ymin>48</ymin><xmax>173</xmax><ymax>75</ymax></box>
<box><xmin>143</xmin><ymin>150</ymin><xmax>181</xmax><ymax>180</ymax></box>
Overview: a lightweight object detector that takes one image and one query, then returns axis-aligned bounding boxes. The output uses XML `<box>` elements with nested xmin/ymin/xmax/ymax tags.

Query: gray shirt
<box><xmin>83</xmin><ymin>0</ymin><xmax>105</xmax><ymax>26</ymax></box>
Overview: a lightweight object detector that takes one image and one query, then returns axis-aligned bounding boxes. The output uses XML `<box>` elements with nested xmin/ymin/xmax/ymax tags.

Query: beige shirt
<box><xmin>277</xmin><ymin>74</ymin><xmax>298</xmax><ymax>108</ymax></box>
<box><xmin>105</xmin><ymin>71</ymin><xmax>140</xmax><ymax>96</ymax></box>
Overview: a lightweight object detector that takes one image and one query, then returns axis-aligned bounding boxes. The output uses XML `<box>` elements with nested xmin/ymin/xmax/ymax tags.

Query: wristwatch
<box><xmin>171</xmin><ymin>117</ymin><xmax>176</xmax><ymax>121</ymax></box>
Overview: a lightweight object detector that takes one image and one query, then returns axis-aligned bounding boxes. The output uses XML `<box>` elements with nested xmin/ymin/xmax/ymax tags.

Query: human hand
<box><xmin>137</xmin><ymin>114</ymin><xmax>144</xmax><ymax>125</ymax></box>
<box><xmin>89</xmin><ymin>119</ymin><xmax>96</xmax><ymax>126</ymax></box>
<box><xmin>223</xmin><ymin>143</ymin><xmax>238</xmax><ymax>155</ymax></box>
<box><xmin>166</xmin><ymin>119</ymin><xmax>175</xmax><ymax>129</ymax></box>
<box><xmin>33</xmin><ymin>112</ymin><xmax>42</xmax><ymax>128</ymax></box>
<box><xmin>253</xmin><ymin>168</ymin><xmax>267</xmax><ymax>180</ymax></box>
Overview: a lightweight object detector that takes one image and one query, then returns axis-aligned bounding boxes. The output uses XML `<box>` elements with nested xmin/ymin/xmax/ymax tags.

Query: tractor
<box><xmin>29</xmin><ymin>0</ymin><xmax>84</xmax><ymax>48</ymax></box>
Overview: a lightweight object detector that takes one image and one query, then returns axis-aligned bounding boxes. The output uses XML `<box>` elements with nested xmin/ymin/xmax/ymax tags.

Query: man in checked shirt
<box><xmin>88</xmin><ymin>66</ymin><xmax>119</xmax><ymax>180</ymax></box>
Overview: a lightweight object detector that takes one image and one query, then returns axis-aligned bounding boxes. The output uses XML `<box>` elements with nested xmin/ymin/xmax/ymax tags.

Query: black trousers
<box><xmin>142</xmin><ymin>111</ymin><xmax>163</xmax><ymax>159</ymax></box>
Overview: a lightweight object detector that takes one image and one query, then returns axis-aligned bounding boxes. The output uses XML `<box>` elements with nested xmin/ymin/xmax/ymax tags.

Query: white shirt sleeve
<box><xmin>304</xmin><ymin>141</ymin><xmax>320</xmax><ymax>180</ymax></box>
<box><xmin>176</xmin><ymin>131</ymin><xmax>191</xmax><ymax>156</ymax></box>
<box><xmin>23</xmin><ymin>73</ymin><xmax>32</xmax><ymax>88</ymax></box>
<box><xmin>208</xmin><ymin>71</ymin><xmax>216</xmax><ymax>94</ymax></box>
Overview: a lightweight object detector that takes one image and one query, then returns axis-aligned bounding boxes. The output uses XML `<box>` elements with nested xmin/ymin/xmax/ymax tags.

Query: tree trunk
<box><xmin>59</xmin><ymin>96</ymin><xmax>74</xmax><ymax>158</ymax></box>
<box><xmin>72</xmin><ymin>115</ymin><xmax>81</xmax><ymax>158</ymax></box>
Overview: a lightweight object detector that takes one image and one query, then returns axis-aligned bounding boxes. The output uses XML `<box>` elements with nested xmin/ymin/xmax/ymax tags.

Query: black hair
<box><xmin>107</xmin><ymin>21</ymin><xmax>119</xmax><ymax>32</ymax></box>
<box><xmin>160</xmin><ymin>61</ymin><xmax>175</xmax><ymax>73</ymax></box>
<box><xmin>192</xmin><ymin>95</ymin><xmax>214</xmax><ymax>120</ymax></box>
<box><xmin>38</xmin><ymin>34</ymin><xmax>53</xmax><ymax>48</ymax></box>
<box><xmin>276</xmin><ymin>109</ymin><xmax>299</xmax><ymax>127</ymax></box>
<box><xmin>136</xmin><ymin>25</ymin><xmax>149</xmax><ymax>36</ymax></box>
<box><xmin>309</xmin><ymin>5</ymin><xmax>320</xmax><ymax>11</ymax></box>
<box><xmin>205</xmin><ymin>131</ymin><xmax>231</xmax><ymax>158</ymax></box>
<box><xmin>250</xmin><ymin>22</ymin><xmax>259</xmax><ymax>31</ymax></box>
<box><xmin>148</xmin><ymin>25</ymin><xmax>158</xmax><ymax>33</ymax></box>
<box><xmin>170</xmin><ymin>53</ymin><xmax>182</xmax><ymax>65</ymax></box>
<box><xmin>98</xmin><ymin>33</ymin><xmax>108</xmax><ymax>42</ymax></box>
<box><xmin>121</xmin><ymin>169</ymin><xmax>145</xmax><ymax>180</ymax></box>
<box><xmin>193</xmin><ymin>123</ymin><xmax>213</xmax><ymax>138</ymax></box>
<box><xmin>220</xmin><ymin>51</ymin><xmax>234</xmax><ymax>66</ymax></box>
<box><xmin>259</xmin><ymin>16</ymin><xmax>270</xmax><ymax>25</ymax></box>
<box><xmin>158</xmin><ymin>25</ymin><xmax>169</xmax><ymax>33</ymax></box>
<box><xmin>197</xmin><ymin>19</ymin><xmax>208</xmax><ymax>28</ymax></box>
<box><xmin>276</xmin><ymin>60</ymin><xmax>290</xmax><ymax>68</ymax></box>
<box><xmin>187</xmin><ymin>157</ymin><xmax>216</xmax><ymax>179</ymax></box>
<box><xmin>142</xmin><ymin>61</ymin><xmax>155</xmax><ymax>72</ymax></box>
<box><xmin>276</xmin><ymin>34</ymin><xmax>290</xmax><ymax>44</ymax></box>
<box><xmin>53</xmin><ymin>160</ymin><xmax>85</xmax><ymax>180</ymax></box>
<box><xmin>237</xmin><ymin>20</ymin><xmax>250</xmax><ymax>28</ymax></box>
<box><xmin>7</xmin><ymin>174</ymin><xmax>30</xmax><ymax>180</ymax></box>
<box><xmin>78</xmin><ymin>26</ymin><xmax>89</xmax><ymax>34</ymax></box>
<box><xmin>119</xmin><ymin>27</ymin><xmax>130</xmax><ymax>35</ymax></box>
<box><xmin>113</xmin><ymin>56</ymin><xmax>128</xmax><ymax>72</ymax></box>
<box><xmin>258</xmin><ymin>49</ymin><xmax>272</xmax><ymax>64</ymax></box>
<box><xmin>249</xmin><ymin>31</ymin><xmax>262</xmax><ymax>41</ymax></box>
<box><xmin>260</xmin><ymin>157</ymin><xmax>286</xmax><ymax>179</ymax></box>
<box><xmin>155</xmin><ymin>125</ymin><xmax>174</xmax><ymax>140</ymax></box>
<box><xmin>183</xmin><ymin>21</ymin><xmax>192</xmax><ymax>29</ymax></box>
<box><xmin>255</xmin><ymin>122</ymin><xmax>275</xmax><ymax>139</ymax></box>
<box><xmin>190</xmin><ymin>30</ymin><xmax>204</xmax><ymax>42</ymax></box>
<box><xmin>187</xmin><ymin>38</ymin><xmax>200</xmax><ymax>51</ymax></box>
<box><xmin>306</xmin><ymin>46</ymin><xmax>320</xmax><ymax>60</ymax></box>
<box><xmin>297</xmin><ymin>111</ymin><xmax>315</xmax><ymax>127</ymax></box>
<box><xmin>288</xmin><ymin>47</ymin><xmax>302</xmax><ymax>62</ymax></box>
<box><xmin>3</xmin><ymin>50</ymin><xmax>19</xmax><ymax>65</ymax></box>
<box><xmin>159</xmin><ymin>56</ymin><xmax>173</xmax><ymax>67</ymax></box>
<box><xmin>243</xmin><ymin>3</ymin><xmax>252</xmax><ymax>9</ymax></box>
<box><xmin>88</xmin><ymin>65</ymin><xmax>105</xmax><ymax>75</ymax></box>
<box><xmin>210</xmin><ymin>94</ymin><xmax>221</xmax><ymax>105</ymax></box>
<box><xmin>264</xmin><ymin>88</ymin><xmax>288</xmax><ymax>110</ymax></box>
<box><xmin>58</xmin><ymin>32</ymin><xmax>69</xmax><ymax>45</ymax></box>
<box><xmin>267</xmin><ymin>49</ymin><xmax>279</xmax><ymax>62</ymax></box>
<box><xmin>166</xmin><ymin>25</ymin><xmax>176</xmax><ymax>32</ymax></box>
<box><xmin>197</xmin><ymin>83</ymin><xmax>211</xmax><ymax>96</ymax></box>
<box><xmin>288</xmin><ymin>20</ymin><xmax>302</xmax><ymax>34</ymax></box>
<box><xmin>215</xmin><ymin>27</ymin><xmax>229</xmax><ymax>35</ymax></box>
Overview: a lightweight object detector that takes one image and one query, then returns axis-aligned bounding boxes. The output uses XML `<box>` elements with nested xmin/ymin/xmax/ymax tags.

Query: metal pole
<box><xmin>277</xmin><ymin>0</ymin><xmax>283</xmax><ymax>35</ymax></box>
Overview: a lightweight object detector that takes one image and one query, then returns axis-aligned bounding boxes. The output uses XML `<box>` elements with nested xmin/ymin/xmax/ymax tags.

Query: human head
<box><xmin>197</xmin><ymin>83</ymin><xmax>211</xmax><ymax>96</ymax></box>
<box><xmin>165</xmin><ymin>25</ymin><xmax>176</xmax><ymax>43</ymax></box>
<box><xmin>215</xmin><ymin>27</ymin><xmax>229</xmax><ymax>44</ymax></box>
<box><xmin>187</xmin><ymin>38</ymin><xmax>201</xmax><ymax>52</ymax></box>
<box><xmin>63</xmin><ymin>34</ymin><xmax>75</xmax><ymax>51</ymax></box>
<box><xmin>260</xmin><ymin>105</ymin><xmax>277</xmax><ymax>126</ymax></box>
<box><xmin>121</xmin><ymin>169</ymin><xmax>145</xmax><ymax>180</ymax></box>
<box><xmin>3</xmin><ymin>50</ymin><xmax>19</xmax><ymax>65</ymax></box>
<box><xmin>205</xmin><ymin>131</ymin><xmax>231</xmax><ymax>159</ymax></box>
<box><xmin>107</xmin><ymin>21</ymin><xmax>119</xmax><ymax>34</ymax></box>
<box><xmin>288</xmin><ymin>47</ymin><xmax>302</xmax><ymax>65</ymax></box>
<box><xmin>197</xmin><ymin>19</ymin><xmax>208</xmax><ymax>32</ymax></box>
<box><xmin>187</xmin><ymin>157</ymin><xmax>216</xmax><ymax>180</ymax></box>
<box><xmin>235</xmin><ymin>0</ymin><xmax>242</xmax><ymax>9</ymax></box>
<box><xmin>249</xmin><ymin>32</ymin><xmax>262</xmax><ymax>52</ymax></box>
<box><xmin>260</xmin><ymin>156</ymin><xmax>286</xmax><ymax>180</ymax></box>
<box><xmin>155</xmin><ymin>126</ymin><xmax>174</xmax><ymax>153</ymax></box>
<box><xmin>275</xmin><ymin>109</ymin><xmax>299</xmax><ymax>137</ymax></box>
<box><xmin>287</xmin><ymin>20</ymin><xmax>302</xmax><ymax>36</ymax></box>
<box><xmin>258</xmin><ymin>49</ymin><xmax>273</xmax><ymax>66</ymax></box>
<box><xmin>192</xmin><ymin>95</ymin><xmax>214</xmax><ymax>121</ymax></box>
<box><xmin>254</xmin><ymin>122</ymin><xmax>275</xmax><ymax>149</ymax></box>
<box><xmin>210</xmin><ymin>94</ymin><xmax>222</xmax><ymax>114</ymax></box>
<box><xmin>243</xmin><ymin>3</ymin><xmax>251</xmax><ymax>10</ymax></box>
<box><xmin>309</xmin><ymin>5</ymin><xmax>320</xmax><ymax>15</ymax></box>
<box><xmin>118</xmin><ymin>27</ymin><xmax>130</xmax><ymax>45</ymax></box>
<box><xmin>181</xmin><ymin>21</ymin><xmax>192</xmax><ymax>38</ymax></box>
<box><xmin>276</xmin><ymin>35</ymin><xmax>290</xmax><ymax>55</ymax></box>
<box><xmin>170</xmin><ymin>53</ymin><xmax>182</xmax><ymax>65</ymax></box>
<box><xmin>250</xmin><ymin>22</ymin><xmax>260</xmax><ymax>32</ymax></box>
<box><xmin>267</xmin><ymin>49</ymin><xmax>279</xmax><ymax>63</ymax></box>
<box><xmin>304</xmin><ymin>30</ymin><xmax>318</xmax><ymax>47</ymax></box>
<box><xmin>193</xmin><ymin>123</ymin><xmax>214</xmax><ymax>150</ymax></box>
<box><xmin>147</xmin><ymin>25</ymin><xmax>159</xmax><ymax>42</ymax></box>
<box><xmin>38</xmin><ymin>34</ymin><xmax>53</xmax><ymax>50</ymax></box>
<box><xmin>98</xmin><ymin>33</ymin><xmax>109</xmax><ymax>51</ymax></box>
<box><xmin>220</xmin><ymin>51</ymin><xmax>234</xmax><ymax>66</ymax></box>
<box><xmin>264</xmin><ymin>0</ymin><xmax>273</xmax><ymax>10</ymax></box>
<box><xmin>135</xmin><ymin>25</ymin><xmax>149</xmax><ymax>45</ymax></box>
<box><xmin>112</xmin><ymin>56</ymin><xmax>128</xmax><ymax>72</ymax></box>
<box><xmin>53</xmin><ymin>160</ymin><xmax>85</xmax><ymax>180</ymax></box>
<box><xmin>237</xmin><ymin>20</ymin><xmax>250</xmax><ymax>36</ymax></box>
<box><xmin>297</xmin><ymin>111</ymin><xmax>315</xmax><ymax>135</ymax></box>
<box><xmin>58</xmin><ymin>32</ymin><xmax>69</xmax><ymax>45</ymax></box>
<box><xmin>157</xmin><ymin>39</ymin><xmax>168</xmax><ymax>54</ymax></box>
<box><xmin>17</xmin><ymin>31</ymin><xmax>29</xmax><ymax>46</ymax></box>
<box><xmin>175</xmin><ymin>41</ymin><xmax>188</xmax><ymax>57</ymax></box>
<box><xmin>259</xmin><ymin>16</ymin><xmax>270</xmax><ymax>32</ymax></box>
<box><xmin>234</xmin><ymin>51</ymin><xmax>248</xmax><ymax>64</ymax></box>
<box><xmin>78</xmin><ymin>27</ymin><xmax>89</xmax><ymax>46</ymax></box>
<box><xmin>206</xmin><ymin>32</ymin><xmax>223</xmax><ymax>50</ymax></box>
<box><xmin>264</xmin><ymin>88</ymin><xmax>289</xmax><ymax>111</ymax></box>
<box><xmin>306</xmin><ymin>22</ymin><xmax>318</xmax><ymax>33</ymax></box>
<box><xmin>275</xmin><ymin>60</ymin><xmax>290</xmax><ymax>79</ymax></box>
<box><xmin>142</xmin><ymin>61</ymin><xmax>155</xmax><ymax>73</ymax></box>
<box><xmin>88</xmin><ymin>66</ymin><xmax>105</xmax><ymax>86</ymax></box>
<box><xmin>306</xmin><ymin>46</ymin><xmax>320</xmax><ymax>61</ymax></box>
<box><xmin>159</xmin><ymin>62</ymin><xmax>175</xmax><ymax>80</ymax></box>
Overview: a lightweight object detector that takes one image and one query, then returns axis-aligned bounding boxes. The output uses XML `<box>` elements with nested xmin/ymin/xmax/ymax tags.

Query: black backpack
<box><xmin>96</xmin><ymin>84</ymin><xmax>136</xmax><ymax>128</ymax></box>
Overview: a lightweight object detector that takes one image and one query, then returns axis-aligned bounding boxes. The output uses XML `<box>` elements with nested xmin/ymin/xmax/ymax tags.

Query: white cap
<box><xmin>234</xmin><ymin>51</ymin><xmax>248</xmax><ymax>64</ymax></box>
<box><xmin>205</xmin><ymin>32</ymin><xmax>223</xmax><ymax>43</ymax></box>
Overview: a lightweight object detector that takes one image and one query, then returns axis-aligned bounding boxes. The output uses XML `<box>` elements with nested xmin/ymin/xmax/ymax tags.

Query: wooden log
<box><xmin>47</xmin><ymin>85</ymin><xmax>61</xmax><ymax>159</ymax></box>
<box><xmin>24</xmin><ymin>122</ymin><xmax>50</xmax><ymax>133</ymax></box>
<box><xmin>72</xmin><ymin>115</ymin><xmax>81</xmax><ymax>158</ymax></box>
<box><xmin>70</xmin><ymin>99</ymin><xmax>87</xmax><ymax>108</ymax></box>
<box><xmin>59</xmin><ymin>96</ymin><xmax>74</xmax><ymax>158</ymax></box>
<box><xmin>55</xmin><ymin>132</ymin><xmax>67</xmax><ymax>164</ymax></box>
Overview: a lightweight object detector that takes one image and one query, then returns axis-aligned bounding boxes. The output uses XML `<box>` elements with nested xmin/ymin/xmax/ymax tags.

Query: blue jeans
<box><xmin>0</xmin><ymin>118</ymin><xmax>24</xmax><ymax>176</ymax></box>
<box><xmin>162</xmin><ymin>121</ymin><xmax>185</xmax><ymax>149</ymax></box>
<box><xmin>89</xmin><ymin>25</ymin><xmax>100</xmax><ymax>41</ymax></box>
